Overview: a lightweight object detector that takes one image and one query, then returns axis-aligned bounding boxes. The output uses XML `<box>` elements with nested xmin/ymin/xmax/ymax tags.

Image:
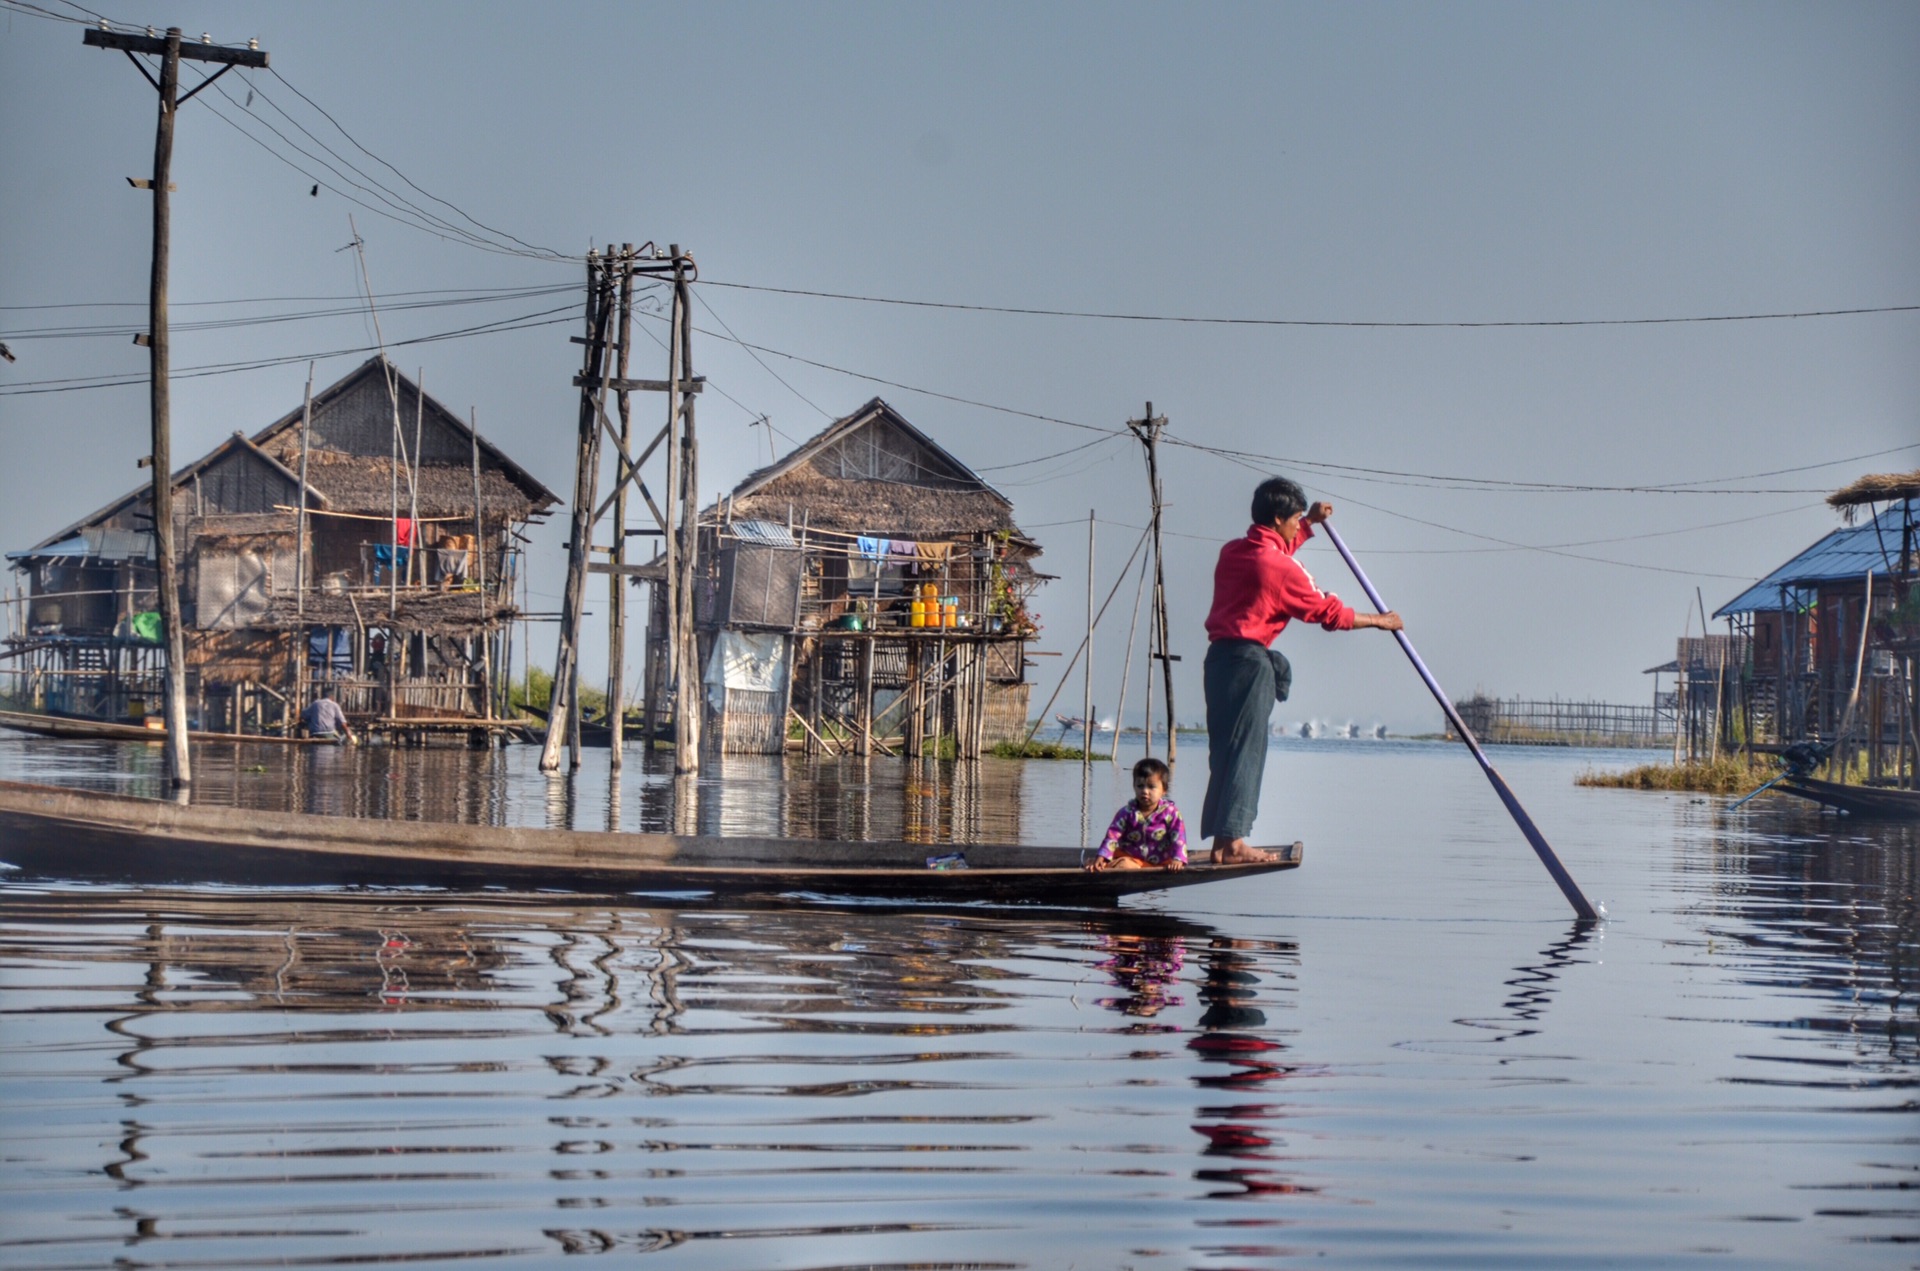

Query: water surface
<box><xmin>0</xmin><ymin>734</ymin><xmax>1913</xmax><ymax>1267</ymax></box>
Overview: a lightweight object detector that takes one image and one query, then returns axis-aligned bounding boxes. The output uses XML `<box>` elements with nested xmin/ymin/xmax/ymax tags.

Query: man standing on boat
<box><xmin>1202</xmin><ymin>478</ymin><xmax>1401</xmax><ymax>863</ymax></box>
<box><xmin>299</xmin><ymin>685</ymin><xmax>356</xmax><ymax>745</ymax></box>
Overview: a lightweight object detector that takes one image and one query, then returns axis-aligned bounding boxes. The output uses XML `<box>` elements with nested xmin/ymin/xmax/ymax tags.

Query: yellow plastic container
<box><xmin>910</xmin><ymin>599</ymin><xmax>926</xmax><ymax>628</ymax></box>
<box><xmin>942</xmin><ymin>598</ymin><xmax>959</xmax><ymax>628</ymax></box>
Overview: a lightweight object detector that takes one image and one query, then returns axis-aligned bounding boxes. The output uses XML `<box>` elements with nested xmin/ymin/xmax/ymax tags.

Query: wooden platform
<box><xmin>0</xmin><ymin>779</ymin><xmax>1303</xmax><ymax>902</ymax></box>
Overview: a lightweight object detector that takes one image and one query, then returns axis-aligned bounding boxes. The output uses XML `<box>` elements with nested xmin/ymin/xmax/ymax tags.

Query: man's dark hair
<box><xmin>1251</xmin><ymin>476</ymin><xmax>1309</xmax><ymax>527</ymax></box>
<box><xmin>318</xmin><ymin>684</ymin><xmax>335</xmax><ymax>699</ymax></box>
<box><xmin>1133</xmin><ymin>756</ymin><xmax>1171</xmax><ymax>786</ymax></box>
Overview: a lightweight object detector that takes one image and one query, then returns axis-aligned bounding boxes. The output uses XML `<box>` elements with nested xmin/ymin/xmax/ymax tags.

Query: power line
<box><xmin>1161</xmin><ymin>434</ymin><xmax>1920</xmax><ymax>496</ymax></box>
<box><xmin>0</xmin><ymin>284</ymin><xmax>581</xmax><ymax>340</ymax></box>
<box><xmin>266</xmin><ymin>68</ymin><xmax>567</xmax><ymax>261</ymax></box>
<box><xmin>691</xmin><ymin>290</ymin><xmax>832</xmax><ymax>420</ymax></box>
<box><xmin>0</xmin><ymin>283</ymin><xmax>581</xmax><ymax>312</ymax></box>
<box><xmin>0</xmin><ymin>303</ymin><xmax>580</xmax><ymax>396</ymax></box>
<box><xmin>704</xmin><ymin>278</ymin><xmax>1920</xmax><ymax>330</ymax></box>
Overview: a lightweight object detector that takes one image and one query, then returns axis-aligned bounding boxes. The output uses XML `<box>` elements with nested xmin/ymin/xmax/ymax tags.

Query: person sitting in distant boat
<box><xmin>1086</xmin><ymin>757</ymin><xmax>1187</xmax><ymax>872</ymax></box>
<box><xmin>299</xmin><ymin>686</ymin><xmax>355</xmax><ymax>744</ymax></box>
<box><xmin>1202</xmin><ymin>478</ymin><xmax>1402</xmax><ymax>864</ymax></box>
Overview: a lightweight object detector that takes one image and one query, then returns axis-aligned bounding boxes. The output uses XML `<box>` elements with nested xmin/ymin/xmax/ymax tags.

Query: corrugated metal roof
<box><xmin>728</xmin><ymin>519</ymin><xmax>799</xmax><ymax>548</ymax></box>
<box><xmin>6</xmin><ymin>528</ymin><xmax>153</xmax><ymax>563</ymax></box>
<box><xmin>1715</xmin><ymin>506</ymin><xmax>1908</xmax><ymax>617</ymax></box>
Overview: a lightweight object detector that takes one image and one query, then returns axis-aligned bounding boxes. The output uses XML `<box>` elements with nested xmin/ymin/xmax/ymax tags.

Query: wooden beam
<box><xmin>571</xmin><ymin>375</ymin><xmax>705</xmax><ymax>394</ymax></box>
<box><xmin>84</xmin><ymin>28</ymin><xmax>269</xmax><ymax>67</ymax></box>
<box><xmin>589</xmin><ymin>562</ymin><xmax>666</xmax><ymax>580</ymax></box>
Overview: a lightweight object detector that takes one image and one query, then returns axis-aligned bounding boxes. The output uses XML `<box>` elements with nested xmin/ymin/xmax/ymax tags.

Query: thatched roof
<box><xmin>251</xmin><ymin>358</ymin><xmax>559</xmax><ymax>518</ymax></box>
<box><xmin>1829</xmin><ymin>470</ymin><xmax>1920</xmax><ymax>511</ymax></box>
<box><xmin>295</xmin><ymin>451</ymin><xmax>537</xmax><ymax>519</ymax></box>
<box><xmin>717</xmin><ymin>398</ymin><xmax>1033</xmax><ymax>543</ymax></box>
<box><xmin>17</xmin><ymin>359</ymin><xmax>558</xmax><ymax>559</ymax></box>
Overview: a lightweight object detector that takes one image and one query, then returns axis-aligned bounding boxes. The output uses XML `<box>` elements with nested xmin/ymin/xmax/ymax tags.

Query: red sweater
<box><xmin>1204</xmin><ymin>524</ymin><xmax>1354</xmax><ymax>644</ymax></box>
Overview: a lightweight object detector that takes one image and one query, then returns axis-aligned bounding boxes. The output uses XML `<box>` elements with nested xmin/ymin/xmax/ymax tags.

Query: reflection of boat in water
<box><xmin>1775</xmin><ymin>777</ymin><xmax>1920</xmax><ymax>820</ymax></box>
<box><xmin>0</xmin><ymin>779</ymin><xmax>1302</xmax><ymax>902</ymax></box>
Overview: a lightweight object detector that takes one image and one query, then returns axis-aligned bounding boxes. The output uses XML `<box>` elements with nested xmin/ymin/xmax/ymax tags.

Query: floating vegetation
<box><xmin>1577</xmin><ymin>756</ymin><xmax>1770</xmax><ymax>794</ymax></box>
<box><xmin>989</xmin><ymin>739</ymin><xmax>1108</xmax><ymax>761</ymax></box>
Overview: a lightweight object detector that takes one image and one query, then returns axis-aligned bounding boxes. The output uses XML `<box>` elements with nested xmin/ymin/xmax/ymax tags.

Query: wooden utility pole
<box><xmin>84</xmin><ymin>25</ymin><xmax>269</xmax><ymax>787</ymax></box>
<box><xmin>667</xmin><ymin>249</ymin><xmax>703</xmax><ymax>773</ymax></box>
<box><xmin>541</xmin><ymin>252</ymin><xmax>614</xmax><ymax>772</ymax></box>
<box><xmin>607</xmin><ymin>249</ymin><xmax>636</xmax><ymax>766</ymax></box>
<box><xmin>1128</xmin><ymin>404</ymin><xmax>1176</xmax><ymax>764</ymax></box>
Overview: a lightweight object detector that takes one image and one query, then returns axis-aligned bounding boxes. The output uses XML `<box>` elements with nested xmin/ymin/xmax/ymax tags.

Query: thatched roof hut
<box><xmin>718</xmin><ymin>398</ymin><xmax>1035</xmax><ymax>546</ymax></box>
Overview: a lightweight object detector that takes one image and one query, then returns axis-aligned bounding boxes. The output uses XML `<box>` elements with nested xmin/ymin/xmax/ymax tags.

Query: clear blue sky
<box><xmin>3</xmin><ymin>1</ymin><xmax>1915</xmax><ymax>729</ymax></box>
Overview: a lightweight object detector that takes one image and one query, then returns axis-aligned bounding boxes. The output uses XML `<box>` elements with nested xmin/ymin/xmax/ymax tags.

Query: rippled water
<box><xmin>0</xmin><ymin>733</ymin><xmax>1913</xmax><ymax>1267</ymax></box>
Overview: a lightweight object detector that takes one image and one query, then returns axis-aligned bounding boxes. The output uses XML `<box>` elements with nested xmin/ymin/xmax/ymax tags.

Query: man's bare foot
<box><xmin>1210</xmin><ymin>837</ymin><xmax>1278</xmax><ymax>865</ymax></box>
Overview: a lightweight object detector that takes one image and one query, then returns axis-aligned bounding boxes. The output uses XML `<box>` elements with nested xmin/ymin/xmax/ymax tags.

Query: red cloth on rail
<box><xmin>1204</xmin><ymin>523</ymin><xmax>1354</xmax><ymax>644</ymax></box>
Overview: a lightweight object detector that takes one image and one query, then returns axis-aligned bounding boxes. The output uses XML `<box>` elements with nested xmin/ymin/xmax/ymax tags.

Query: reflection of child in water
<box><xmin>1087</xmin><ymin>757</ymin><xmax>1188</xmax><ymax>872</ymax></box>
<box><xmin>1095</xmin><ymin>933</ymin><xmax>1185</xmax><ymax>1017</ymax></box>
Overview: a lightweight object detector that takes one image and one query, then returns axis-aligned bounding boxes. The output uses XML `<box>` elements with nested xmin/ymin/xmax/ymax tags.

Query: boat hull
<box><xmin>0</xmin><ymin>779</ymin><xmax>1302</xmax><ymax>901</ymax></box>
<box><xmin>0</xmin><ymin>709</ymin><xmax>323</xmax><ymax>746</ymax></box>
<box><xmin>1776</xmin><ymin>777</ymin><xmax>1920</xmax><ymax>820</ymax></box>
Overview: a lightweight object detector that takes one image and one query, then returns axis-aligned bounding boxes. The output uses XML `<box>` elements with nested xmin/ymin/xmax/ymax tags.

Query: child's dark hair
<box><xmin>1250</xmin><ymin>476</ymin><xmax>1309</xmax><ymax>526</ymax></box>
<box><xmin>1132</xmin><ymin>756</ymin><xmax>1170</xmax><ymax>786</ymax></box>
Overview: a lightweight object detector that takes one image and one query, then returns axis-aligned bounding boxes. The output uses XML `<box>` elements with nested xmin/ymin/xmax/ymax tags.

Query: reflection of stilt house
<box><xmin>648</xmin><ymin>398</ymin><xmax>1046</xmax><ymax>756</ymax></box>
<box><xmin>4</xmin><ymin>358</ymin><xmax>558</xmax><ymax>741</ymax></box>
<box><xmin>1711</xmin><ymin>474</ymin><xmax>1918</xmax><ymax>787</ymax></box>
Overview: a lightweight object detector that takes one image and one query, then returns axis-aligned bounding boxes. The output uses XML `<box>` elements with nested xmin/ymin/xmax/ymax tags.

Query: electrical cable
<box><xmin>0</xmin><ymin>303</ymin><xmax>581</xmax><ymax>396</ymax></box>
<box><xmin>704</xmin><ymin>278</ymin><xmax>1920</xmax><ymax>330</ymax></box>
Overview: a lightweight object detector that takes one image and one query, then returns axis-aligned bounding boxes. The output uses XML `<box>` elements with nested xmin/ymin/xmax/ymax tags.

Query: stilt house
<box><xmin>650</xmin><ymin>398</ymin><xmax>1046</xmax><ymax>755</ymax></box>
<box><xmin>1711</xmin><ymin>473</ymin><xmax>1918</xmax><ymax>787</ymax></box>
<box><xmin>4</xmin><ymin>358</ymin><xmax>559</xmax><ymax>740</ymax></box>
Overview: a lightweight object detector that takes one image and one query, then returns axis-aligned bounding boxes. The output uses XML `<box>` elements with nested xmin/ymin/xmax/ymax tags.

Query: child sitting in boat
<box><xmin>1087</xmin><ymin>757</ymin><xmax>1188</xmax><ymax>872</ymax></box>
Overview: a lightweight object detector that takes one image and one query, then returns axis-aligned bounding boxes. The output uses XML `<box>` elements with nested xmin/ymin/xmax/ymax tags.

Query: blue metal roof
<box><xmin>1715</xmin><ymin>506</ymin><xmax>1908</xmax><ymax>617</ymax></box>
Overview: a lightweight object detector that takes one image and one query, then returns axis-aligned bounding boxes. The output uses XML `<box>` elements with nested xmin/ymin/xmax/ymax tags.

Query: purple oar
<box><xmin>1321</xmin><ymin>522</ymin><xmax>1600</xmax><ymax>922</ymax></box>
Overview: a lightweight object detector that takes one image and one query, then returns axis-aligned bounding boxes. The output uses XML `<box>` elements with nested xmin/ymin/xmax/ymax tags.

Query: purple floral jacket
<box><xmin>1097</xmin><ymin>798</ymin><xmax>1188</xmax><ymax>865</ymax></box>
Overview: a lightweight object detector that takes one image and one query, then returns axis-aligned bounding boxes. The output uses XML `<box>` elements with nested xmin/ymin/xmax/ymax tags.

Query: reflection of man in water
<box><xmin>1188</xmin><ymin>938</ymin><xmax>1312</xmax><ymax>1200</ymax></box>
<box><xmin>300</xmin><ymin>686</ymin><xmax>354</xmax><ymax>744</ymax></box>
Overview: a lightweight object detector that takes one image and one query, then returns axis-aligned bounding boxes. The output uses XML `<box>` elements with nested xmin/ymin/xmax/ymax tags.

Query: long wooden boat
<box><xmin>0</xmin><ymin>709</ymin><xmax>325</xmax><ymax>746</ymax></box>
<box><xmin>0</xmin><ymin>779</ymin><xmax>1302</xmax><ymax>901</ymax></box>
<box><xmin>1775</xmin><ymin>776</ymin><xmax>1920</xmax><ymax>821</ymax></box>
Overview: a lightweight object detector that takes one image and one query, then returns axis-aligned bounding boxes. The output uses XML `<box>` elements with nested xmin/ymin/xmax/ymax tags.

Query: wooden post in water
<box><xmin>608</xmin><ymin>247</ymin><xmax>635</xmax><ymax>767</ymax></box>
<box><xmin>469</xmin><ymin>408</ymin><xmax>492</xmax><ymax>722</ymax></box>
<box><xmin>668</xmin><ymin>247</ymin><xmax>702</xmax><ymax>773</ymax></box>
<box><xmin>295</xmin><ymin>362</ymin><xmax>314</xmax><ymax>627</ymax></box>
<box><xmin>1082</xmin><ymin>510</ymin><xmax>1095</xmax><ymax>774</ymax></box>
